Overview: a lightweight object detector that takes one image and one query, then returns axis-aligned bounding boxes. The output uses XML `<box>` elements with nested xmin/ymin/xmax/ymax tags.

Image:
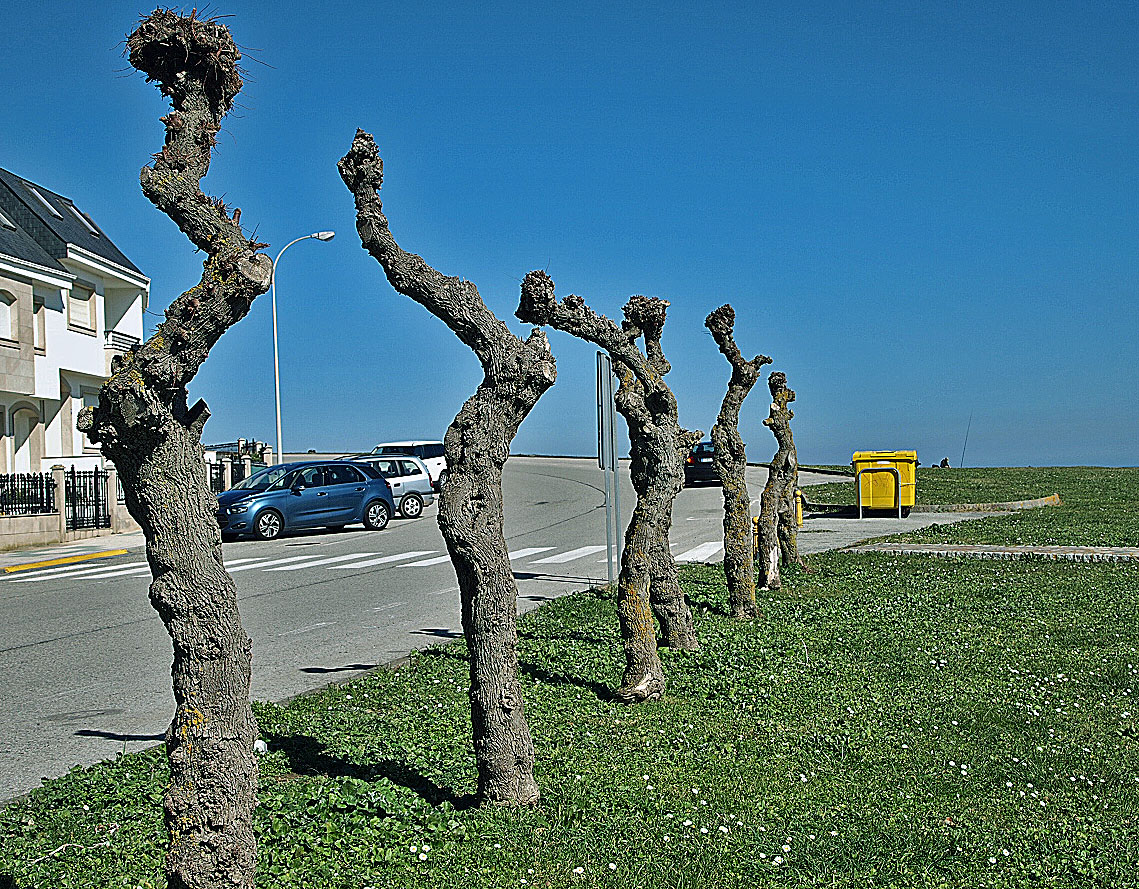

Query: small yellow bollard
<box><xmin>796</xmin><ymin>489</ymin><xmax>804</xmax><ymax>528</ymax></box>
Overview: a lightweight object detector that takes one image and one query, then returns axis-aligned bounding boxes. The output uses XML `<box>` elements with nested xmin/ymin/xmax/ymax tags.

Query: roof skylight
<box><xmin>24</xmin><ymin>183</ymin><xmax>63</xmax><ymax>219</ymax></box>
<box><xmin>67</xmin><ymin>203</ymin><xmax>101</xmax><ymax>237</ymax></box>
<box><xmin>0</xmin><ymin>207</ymin><xmax>15</xmax><ymax>230</ymax></box>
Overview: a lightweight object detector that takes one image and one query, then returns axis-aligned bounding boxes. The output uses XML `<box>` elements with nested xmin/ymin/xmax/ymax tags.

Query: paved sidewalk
<box><xmin>0</xmin><ymin>531</ymin><xmax>145</xmax><ymax>571</ymax></box>
<box><xmin>850</xmin><ymin>542</ymin><xmax>1139</xmax><ymax>563</ymax></box>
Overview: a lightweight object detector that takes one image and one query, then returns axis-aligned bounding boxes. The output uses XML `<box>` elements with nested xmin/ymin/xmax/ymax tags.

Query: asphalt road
<box><xmin>0</xmin><ymin>456</ymin><xmax>982</xmax><ymax>800</ymax></box>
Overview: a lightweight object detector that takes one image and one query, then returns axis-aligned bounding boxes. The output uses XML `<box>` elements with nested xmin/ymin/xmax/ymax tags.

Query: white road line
<box><xmin>327</xmin><ymin>551</ymin><xmax>436</xmax><ymax>570</ymax></box>
<box><xmin>508</xmin><ymin>547</ymin><xmax>554</xmax><ymax>559</ymax></box>
<box><xmin>531</xmin><ymin>545</ymin><xmax>607</xmax><ymax>564</ymax></box>
<box><xmin>6</xmin><ymin>558</ymin><xmax>148</xmax><ymax>581</ymax></box>
<box><xmin>15</xmin><ymin>556</ymin><xmax>266</xmax><ymax>582</ymax></box>
<box><xmin>276</xmin><ymin>621</ymin><xmax>334</xmax><ymax>637</ymax></box>
<box><xmin>402</xmin><ymin>554</ymin><xmax>453</xmax><ymax>567</ymax></box>
<box><xmin>227</xmin><ymin>554</ymin><xmax>323</xmax><ymax>573</ymax></box>
<box><xmin>266</xmin><ymin>552</ymin><xmax>379</xmax><ymax>572</ymax></box>
<box><xmin>675</xmin><ymin>541</ymin><xmax>723</xmax><ymax>562</ymax></box>
<box><xmin>371</xmin><ymin>602</ymin><xmax>405</xmax><ymax>612</ymax></box>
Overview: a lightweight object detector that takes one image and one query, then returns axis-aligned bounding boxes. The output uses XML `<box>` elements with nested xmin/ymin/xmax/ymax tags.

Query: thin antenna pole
<box><xmin>959</xmin><ymin>410</ymin><xmax>973</xmax><ymax>469</ymax></box>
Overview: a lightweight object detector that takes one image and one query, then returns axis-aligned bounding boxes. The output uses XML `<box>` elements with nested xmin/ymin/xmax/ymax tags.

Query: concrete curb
<box><xmin>911</xmin><ymin>493</ymin><xmax>1062</xmax><ymax>513</ymax></box>
<box><xmin>849</xmin><ymin>542</ymin><xmax>1138</xmax><ymax>564</ymax></box>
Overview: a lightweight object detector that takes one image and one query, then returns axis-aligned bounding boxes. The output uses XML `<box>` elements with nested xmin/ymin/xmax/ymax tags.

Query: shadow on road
<box><xmin>410</xmin><ymin>627</ymin><xmax>462</xmax><ymax>639</ymax></box>
<box><xmin>264</xmin><ymin>732</ymin><xmax>475</xmax><ymax>810</ymax></box>
<box><xmin>298</xmin><ymin>663</ymin><xmax>379</xmax><ymax>674</ymax></box>
<box><xmin>74</xmin><ymin>728</ymin><xmax>164</xmax><ymax>742</ymax></box>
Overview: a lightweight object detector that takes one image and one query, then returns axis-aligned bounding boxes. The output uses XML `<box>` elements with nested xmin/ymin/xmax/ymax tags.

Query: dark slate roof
<box><xmin>0</xmin><ymin>167</ymin><xmax>144</xmax><ymax>277</ymax></box>
<box><xmin>0</xmin><ymin>205</ymin><xmax>68</xmax><ymax>273</ymax></box>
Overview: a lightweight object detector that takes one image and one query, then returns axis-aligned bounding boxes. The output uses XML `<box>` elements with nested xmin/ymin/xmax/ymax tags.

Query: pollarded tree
<box><xmin>77</xmin><ymin>11</ymin><xmax>272</xmax><ymax>889</ymax></box>
<box><xmin>704</xmin><ymin>305</ymin><xmax>772</xmax><ymax>619</ymax></box>
<box><xmin>339</xmin><ymin>131</ymin><xmax>555</xmax><ymax>805</ymax></box>
<box><xmin>517</xmin><ymin>282</ymin><xmax>700</xmax><ymax>703</ymax></box>
<box><xmin>756</xmin><ymin>371</ymin><xmax>799</xmax><ymax>590</ymax></box>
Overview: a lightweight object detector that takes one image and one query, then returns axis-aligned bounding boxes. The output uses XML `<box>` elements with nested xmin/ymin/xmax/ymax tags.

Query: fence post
<box><xmin>223</xmin><ymin>460</ymin><xmax>233</xmax><ymax>490</ymax></box>
<box><xmin>105</xmin><ymin>467</ymin><xmax>118</xmax><ymax>533</ymax></box>
<box><xmin>52</xmin><ymin>465</ymin><xmax>67</xmax><ymax>541</ymax></box>
<box><xmin>241</xmin><ymin>456</ymin><xmax>253</xmax><ymax>480</ymax></box>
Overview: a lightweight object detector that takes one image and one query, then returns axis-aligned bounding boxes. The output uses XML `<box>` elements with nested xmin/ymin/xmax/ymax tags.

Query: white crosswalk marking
<box><xmin>327</xmin><ymin>551</ymin><xmax>436</xmax><ymax>570</ymax></box>
<box><xmin>266</xmin><ymin>552</ymin><xmax>381</xmax><ymax>572</ymax></box>
<box><xmin>15</xmin><ymin>556</ymin><xmax>266</xmax><ymax>582</ymax></box>
<box><xmin>508</xmin><ymin>547</ymin><xmax>554</xmax><ymax>559</ymax></box>
<box><xmin>401</xmin><ymin>554</ymin><xmax>453</xmax><ymax>567</ymax></box>
<box><xmin>675</xmin><ymin>542</ymin><xmax>723</xmax><ymax>562</ymax></box>
<box><xmin>6</xmin><ymin>558</ymin><xmax>147</xmax><ymax>581</ymax></box>
<box><xmin>531</xmin><ymin>545</ymin><xmax>607</xmax><ymax>564</ymax></box>
<box><xmin>227</xmin><ymin>554</ymin><xmax>323</xmax><ymax>573</ymax></box>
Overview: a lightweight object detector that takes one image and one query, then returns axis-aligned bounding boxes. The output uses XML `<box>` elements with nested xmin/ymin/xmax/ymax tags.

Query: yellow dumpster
<box><xmin>851</xmin><ymin>451</ymin><xmax>917</xmax><ymax>518</ymax></box>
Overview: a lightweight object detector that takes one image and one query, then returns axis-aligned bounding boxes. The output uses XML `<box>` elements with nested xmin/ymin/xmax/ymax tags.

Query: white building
<box><xmin>0</xmin><ymin>167</ymin><xmax>148</xmax><ymax>472</ymax></box>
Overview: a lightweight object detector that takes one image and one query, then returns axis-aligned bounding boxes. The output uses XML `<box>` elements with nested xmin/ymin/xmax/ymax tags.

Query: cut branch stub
<box><xmin>704</xmin><ymin>304</ymin><xmax>771</xmax><ymax>620</ymax></box>
<box><xmin>78</xmin><ymin>11</ymin><xmax>272</xmax><ymax>889</ymax></box>
<box><xmin>340</xmin><ymin>130</ymin><xmax>551</xmax><ymax>806</ymax></box>
<box><xmin>518</xmin><ymin>280</ymin><xmax>700</xmax><ymax>699</ymax></box>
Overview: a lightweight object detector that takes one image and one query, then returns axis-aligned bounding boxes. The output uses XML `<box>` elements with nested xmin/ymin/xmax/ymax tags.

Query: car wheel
<box><xmin>254</xmin><ymin>509</ymin><xmax>284</xmax><ymax>541</ymax></box>
<box><xmin>364</xmin><ymin>499</ymin><xmax>390</xmax><ymax>531</ymax></box>
<box><xmin>437</xmin><ymin>470</ymin><xmax>449</xmax><ymax>488</ymax></box>
<box><xmin>399</xmin><ymin>493</ymin><xmax>423</xmax><ymax>519</ymax></box>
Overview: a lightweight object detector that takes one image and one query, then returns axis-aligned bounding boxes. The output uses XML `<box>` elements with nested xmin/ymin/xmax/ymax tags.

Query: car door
<box><xmin>323</xmin><ymin>463</ymin><xmax>368</xmax><ymax>522</ymax></box>
<box><xmin>285</xmin><ymin>465</ymin><xmax>329</xmax><ymax>527</ymax></box>
<box><xmin>397</xmin><ymin>459</ymin><xmax>430</xmax><ymax>495</ymax></box>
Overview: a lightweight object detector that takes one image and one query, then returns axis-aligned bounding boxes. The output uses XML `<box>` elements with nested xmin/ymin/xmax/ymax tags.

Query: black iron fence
<box><xmin>65</xmin><ymin>468</ymin><xmax>111</xmax><ymax>531</ymax></box>
<box><xmin>208</xmin><ymin>462</ymin><xmax>227</xmax><ymax>493</ymax></box>
<box><xmin>230</xmin><ymin>461</ymin><xmax>249</xmax><ymax>485</ymax></box>
<box><xmin>0</xmin><ymin>472</ymin><xmax>56</xmax><ymax>516</ymax></box>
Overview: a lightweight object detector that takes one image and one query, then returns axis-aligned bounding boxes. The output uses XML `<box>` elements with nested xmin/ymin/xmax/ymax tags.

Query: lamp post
<box><xmin>271</xmin><ymin>231</ymin><xmax>334</xmax><ymax>464</ymax></box>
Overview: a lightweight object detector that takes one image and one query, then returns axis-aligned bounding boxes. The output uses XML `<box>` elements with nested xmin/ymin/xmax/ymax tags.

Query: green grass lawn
<box><xmin>3</xmin><ymin>468</ymin><xmax>1138</xmax><ymax>888</ymax></box>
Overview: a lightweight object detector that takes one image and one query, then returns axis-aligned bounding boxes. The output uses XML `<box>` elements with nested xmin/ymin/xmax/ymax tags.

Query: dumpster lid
<box><xmin>851</xmin><ymin>450</ymin><xmax>918</xmax><ymax>463</ymax></box>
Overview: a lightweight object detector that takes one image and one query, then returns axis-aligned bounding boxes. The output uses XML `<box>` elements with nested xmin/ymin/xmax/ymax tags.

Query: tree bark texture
<box><xmin>704</xmin><ymin>305</ymin><xmax>772</xmax><ymax>619</ymax></box>
<box><xmin>77</xmin><ymin>12</ymin><xmax>272</xmax><ymax>889</ymax></box>
<box><xmin>757</xmin><ymin>371</ymin><xmax>799</xmax><ymax>590</ymax></box>
<box><xmin>339</xmin><ymin>131</ymin><xmax>554</xmax><ymax>805</ymax></box>
<box><xmin>517</xmin><ymin>286</ymin><xmax>700</xmax><ymax>702</ymax></box>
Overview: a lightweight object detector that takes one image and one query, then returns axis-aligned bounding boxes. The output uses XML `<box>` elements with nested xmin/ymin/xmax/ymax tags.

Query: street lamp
<box><xmin>271</xmin><ymin>231</ymin><xmax>334</xmax><ymax>464</ymax></box>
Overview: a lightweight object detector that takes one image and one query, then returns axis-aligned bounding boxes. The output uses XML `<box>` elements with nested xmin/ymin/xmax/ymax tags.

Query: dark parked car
<box><xmin>216</xmin><ymin>461</ymin><xmax>396</xmax><ymax>540</ymax></box>
<box><xmin>683</xmin><ymin>441</ymin><xmax>719</xmax><ymax>486</ymax></box>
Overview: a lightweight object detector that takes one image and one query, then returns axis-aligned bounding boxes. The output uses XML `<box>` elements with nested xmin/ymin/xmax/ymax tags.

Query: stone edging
<box><xmin>910</xmin><ymin>493</ymin><xmax>1062</xmax><ymax>513</ymax></box>
<box><xmin>850</xmin><ymin>542</ymin><xmax>1138</xmax><ymax>564</ymax></box>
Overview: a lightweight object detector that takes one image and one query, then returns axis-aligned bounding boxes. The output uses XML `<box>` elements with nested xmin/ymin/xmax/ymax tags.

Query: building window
<box><xmin>68</xmin><ymin>283</ymin><xmax>96</xmax><ymax>332</ymax></box>
<box><xmin>0</xmin><ymin>207</ymin><xmax>16</xmax><ymax>230</ymax></box>
<box><xmin>24</xmin><ymin>183</ymin><xmax>63</xmax><ymax>219</ymax></box>
<box><xmin>66</xmin><ymin>202</ymin><xmax>101</xmax><ymax>238</ymax></box>
<box><xmin>0</xmin><ymin>290</ymin><xmax>16</xmax><ymax>342</ymax></box>
<box><xmin>33</xmin><ymin>294</ymin><xmax>46</xmax><ymax>353</ymax></box>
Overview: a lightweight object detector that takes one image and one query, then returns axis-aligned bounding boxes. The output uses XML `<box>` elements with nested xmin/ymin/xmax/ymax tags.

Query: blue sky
<box><xmin>2</xmin><ymin>1</ymin><xmax>1136</xmax><ymax>466</ymax></box>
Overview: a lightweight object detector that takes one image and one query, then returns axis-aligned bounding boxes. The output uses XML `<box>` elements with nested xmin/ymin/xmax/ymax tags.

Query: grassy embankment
<box><xmin>2</xmin><ymin>467</ymin><xmax>1137</xmax><ymax>888</ymax></box>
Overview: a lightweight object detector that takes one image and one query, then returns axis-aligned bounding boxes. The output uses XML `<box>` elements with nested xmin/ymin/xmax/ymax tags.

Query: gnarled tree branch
<box><xmin>77</xmin><ymin>11</ymin><xmax>272</xmax><ymax>889</ymax></box>
<box><xmin>705</xmin><ymin>304</ymin><xmax>772</xmax><ymax>619</ymax></box>
<box><xmin>518</xmin><ymin>280</ymin><xmax>700</xmax><ymax>703</ymax></box>
<box><xmin>757</xmin><ymin>371</ymin><xmax>799</xmax><ymax>590</ymax></box>
<box><xmin>340</xmin><ymin>130</ymin><xmax>554</xmax><ymax>805</ymax></box>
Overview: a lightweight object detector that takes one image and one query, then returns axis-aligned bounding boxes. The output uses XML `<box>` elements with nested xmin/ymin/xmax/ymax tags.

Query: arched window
<box><xmin>0</xmin><ymin>290</ymin><xmax>16</xmax><ymax>341</ymax></box>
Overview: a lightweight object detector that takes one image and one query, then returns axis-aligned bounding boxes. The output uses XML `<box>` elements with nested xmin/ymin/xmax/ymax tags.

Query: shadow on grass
<box><xmin>0</xmin><ymin>874</ymin><xmax>15</xmax><ymax>889</ymax></box>
<box><xmin>265</xmin><ymin>732</ymin><xmax>476</xmax><ymax>810</ymax></box>
<box><xmin>519</xmin><ymin>662</ymin><xmax>615</xmax><ymax>702</ymax></box>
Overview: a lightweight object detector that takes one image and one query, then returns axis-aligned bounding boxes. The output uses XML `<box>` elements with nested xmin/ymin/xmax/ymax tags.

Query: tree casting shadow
<box><xmin>519</xmin><ymin>661</ymin><xmax>615</xmax><ymax>702</ymax></box>
<box><xmin>263</xmin><ymin>731</ymin><xmax>476</xmax><ymax>810</ymax></box>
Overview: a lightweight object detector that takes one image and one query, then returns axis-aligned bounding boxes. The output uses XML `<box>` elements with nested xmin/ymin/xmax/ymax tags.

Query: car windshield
<box><xmin>694</xmin><ymin>443</ymin><xmax>714</xmax><ymax>455</ymax></box>
<box><xmin>230</xmin><ymin>465</ymin><xmax>294</xmax><ymax>493</ymax></box>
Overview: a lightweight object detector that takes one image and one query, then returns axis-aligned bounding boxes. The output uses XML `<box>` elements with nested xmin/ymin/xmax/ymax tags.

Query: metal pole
<box><xmin>270</xmin><ymin>232</ymin><xmax>334</xmax><ymax>465</ymax></box>
<box><xmin>608</xmin><ymin>365</ymin><xmax>622</xmax><ymax>573</ymax></box>
<box><xmin>597</xmin><ymin>352</ymin><xmax>616</xmax><ymax>587</ymax></box>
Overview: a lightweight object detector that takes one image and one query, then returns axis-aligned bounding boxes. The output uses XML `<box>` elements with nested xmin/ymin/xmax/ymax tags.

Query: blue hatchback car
<box><xmin>216</xmin><ymin>461</ymin><xmax>396</xmax><ymax>541</ymax></box>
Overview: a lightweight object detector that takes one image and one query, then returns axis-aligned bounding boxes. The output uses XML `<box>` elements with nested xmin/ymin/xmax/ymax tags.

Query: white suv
<box><xmin>371</xmin><ymin>441</ymin><xmax>448</xmax><ymax>490</ymax></box>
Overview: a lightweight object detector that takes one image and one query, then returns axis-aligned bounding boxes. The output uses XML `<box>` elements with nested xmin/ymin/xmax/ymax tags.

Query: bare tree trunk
<box><xmin>705</xmin><ymin>305</ymin><xmax>771</xmax><ymax>619</ymax></box>
<box><xmin>757</xmin><ymin>372</ymin><xmax>797</xmax><ymax>590</ymax></box>
<box><xmin>78</xmin><ymin>12</ymin><xmax>272</xmax><ymax>889</ymax></box>
<box><xmin>518</xmin><ymin>287</ymin><xmax>700</xmax><ymax>701</ymax></box>
<box><xmin>339</xmin><ymin>132</ymin><xmax>554</xmax><ymax>805</ymax></box>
